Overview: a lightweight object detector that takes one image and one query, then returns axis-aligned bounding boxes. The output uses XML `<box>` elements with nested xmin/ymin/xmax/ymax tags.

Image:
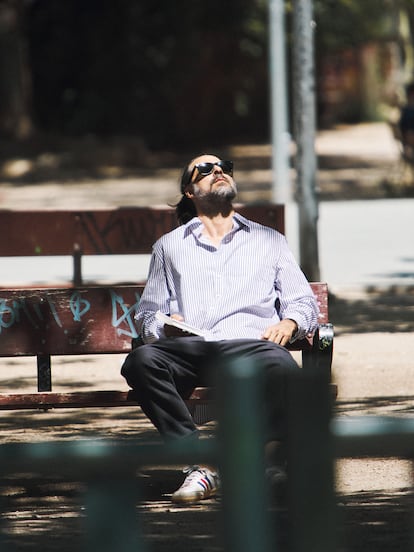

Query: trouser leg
<box><xmin>121</xmin><ymin>337</ymin><xmax>216</xmax><ymax>440</ymax></box>
<box><xmin>216</xmin><ymin>339</ymin><xmax>299</xmax><ymax>441</ymax></box>
<box><xmin>121</xmin><ymin>337</ymin><xmax>298</xmax><ymax>442</ymax></box>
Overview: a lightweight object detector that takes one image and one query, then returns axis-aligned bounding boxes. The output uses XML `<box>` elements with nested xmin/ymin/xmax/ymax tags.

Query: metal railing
<box><xmin>0</xmin><ymin>361</ymin><xmax>412</xmax><ymax>551</ymax></box>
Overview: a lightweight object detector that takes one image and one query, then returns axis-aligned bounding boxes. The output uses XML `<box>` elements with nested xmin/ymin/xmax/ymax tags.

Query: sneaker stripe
<box><xmin>197</xmin><ymin>477</ymin><xmax>211</xmax><ymax>491</ymax></box>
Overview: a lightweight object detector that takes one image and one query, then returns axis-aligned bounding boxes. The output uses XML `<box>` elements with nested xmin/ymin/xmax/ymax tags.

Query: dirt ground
<box><xmin>1</xmin><ymin>123</ymin><xmax>414</xmax><ymax>550</ymax></box>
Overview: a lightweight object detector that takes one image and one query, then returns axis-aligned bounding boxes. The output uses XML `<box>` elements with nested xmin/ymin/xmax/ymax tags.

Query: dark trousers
<box><xmin>121</xmin><ymin>337</ymin><xmax>299</xmax><ymax>442</ymax></box>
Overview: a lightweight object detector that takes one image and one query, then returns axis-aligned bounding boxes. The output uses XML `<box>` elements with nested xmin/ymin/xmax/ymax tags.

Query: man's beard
<box><xmin>191</xmin><ymin>181</ymin><xmax>237</xmax><ymax>217</ymax></box>
<box><xmin>192</xmin><ymin>181</ymin><xmax>237</xmax><ymax>202</ymax></box>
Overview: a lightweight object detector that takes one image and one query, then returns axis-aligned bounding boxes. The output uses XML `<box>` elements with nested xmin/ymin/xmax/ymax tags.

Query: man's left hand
<box><xmin>261</xmin><ymin>319</ymin><xmax>298</xmax><ymax>347</ymax></box>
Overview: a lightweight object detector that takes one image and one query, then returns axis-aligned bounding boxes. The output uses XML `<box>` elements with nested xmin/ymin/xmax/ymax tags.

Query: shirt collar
<box><xmin>183</xmin><ymin>212</ymin><xmax>251</xmax><ymax>239</ymax></box>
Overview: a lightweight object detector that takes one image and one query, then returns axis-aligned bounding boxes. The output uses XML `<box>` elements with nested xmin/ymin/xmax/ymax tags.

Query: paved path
<box><xmin>319</xmin><ymin>197</ymin><xmax>413</xmax><ymax>293</ymax></box>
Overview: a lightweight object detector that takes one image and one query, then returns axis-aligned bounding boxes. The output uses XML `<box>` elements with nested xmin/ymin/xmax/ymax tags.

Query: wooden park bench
<box><xmin>0</xmin><ymin>284</ymin><xmax>333</xmax><ymax>420</ymax></box>
<box><xmin>0</xmin><ymin>204</ymin><xmax>334</xmax><ymax>421</ymax></box>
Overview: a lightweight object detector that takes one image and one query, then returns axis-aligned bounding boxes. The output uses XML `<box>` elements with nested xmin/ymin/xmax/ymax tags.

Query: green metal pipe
<box><xmin>333</xmin><ymin>416</ymin><xmax>414</xmax><ymax>458</ymax></box>
<box><xmin>218</xmin><ymin>357</ymin><xmax>274</xmax><ymax>552</ymax></box>
<box><xmin>0</xmin><ymin>438</ymin><xmax>217</xmax><ymax>478</ymax></box>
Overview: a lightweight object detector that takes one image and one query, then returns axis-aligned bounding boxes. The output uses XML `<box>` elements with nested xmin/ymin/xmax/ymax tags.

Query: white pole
<box><xmin>269</xmin><ymin>0</ymin><xmax>292</xmax><ymax>205</ymax></box>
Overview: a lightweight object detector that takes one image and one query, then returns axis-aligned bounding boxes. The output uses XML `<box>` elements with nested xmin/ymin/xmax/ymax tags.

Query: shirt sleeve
<box><xmin>274</xmin><ymin>236</ymin><xmax>319</xmax><ymax>341</ymax></box>
<box><xmin>134</xmin><ymin>241</ymin><xmax>170</xmax><ymax>343</ymax></box>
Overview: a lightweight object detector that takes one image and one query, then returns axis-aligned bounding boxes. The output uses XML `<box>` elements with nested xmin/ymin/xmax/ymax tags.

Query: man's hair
<box><xmin>180</xmin><ymin>165</ymin><xmax>193</xmax><ymax>194</ymax></box>
<box><xmin>174</xmin><ymin>195</ymin><xmax>197</xmax><ymax>225</ymax></box>
<box><xmin>174</xmin><ymin>163</ymin><xmax>197</xmax><ymax>225</ymax></box>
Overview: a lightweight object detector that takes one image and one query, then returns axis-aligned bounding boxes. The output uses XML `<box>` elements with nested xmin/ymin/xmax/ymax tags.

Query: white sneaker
<box><xmin>171</xmin><ymin>465</ymin><xmax>220</xmax><ymax>504</ymax></box>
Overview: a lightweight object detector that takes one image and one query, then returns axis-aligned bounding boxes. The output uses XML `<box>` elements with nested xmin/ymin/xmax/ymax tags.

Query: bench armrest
<box><xmin>302</xmin><ymin>323</ymin><xmax>334</xmax><ymax>377</ymax></box>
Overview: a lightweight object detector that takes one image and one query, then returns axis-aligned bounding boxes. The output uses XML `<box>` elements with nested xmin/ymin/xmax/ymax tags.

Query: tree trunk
<box><xmin>0</xmin><ymin>0</ymin><xmax>33</xmax><ymax>139</ymax></box>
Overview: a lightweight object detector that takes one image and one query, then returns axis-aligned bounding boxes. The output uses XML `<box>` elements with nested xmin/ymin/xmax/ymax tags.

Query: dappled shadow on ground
<box><xmin>317</xmin><ymin>153</ymin><xmax>414</xmax><ymax>200</ymax></box>
<box><xmin>337</xmin><ymin>488</ymin><xmax>414</xmax><ymax>552</ymax></box>
<box><xmin>0</xmin><ymin>406</ymin><xmax>159</xmax><ymax>443</ymax></box>
<box><xmin>336</xmin><ymin>395</ymin><xmax>414</xmax><ymax>416</ymax></box>
<box><xmin>1</xmin><ymin>472</ymin><xmax>413</xmax><ymax>552</ymax></box>
<box><xmin>0</xmin><ymin>399</ymin><xmax>413</xmax><ymax>551</ymax></box>
<box><xmin>0</xmin><ymin>404</ymin><xmax>216</xmax><ymax>447</ymax></box>
<box><xmin>330</xmin><ymin>286</ymin><xmax>414</xmax><ymax>334</ymax></box>
<box><xmin>0</xmin><ymin>471</ymin><xmax>224</xmax><ymax>552</ymax></box>
<box><xmin>1</xmin><ymin>133</ymin><xmax>414</xmax><ymax>200</ymax></box>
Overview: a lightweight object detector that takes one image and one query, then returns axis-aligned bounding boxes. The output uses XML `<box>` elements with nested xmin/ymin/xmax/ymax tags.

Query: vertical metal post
<box><xmin>73</xmin><ymin>214</ymin><xmax>83</xmax><ymax>286</ymax></box>
<box><xmin>37</xmin><ymin>354</ymin><xmax>52</xmax><ymax>391</ymax></box>
<box><xmin>287</xmin><ymin>370</ymin><xmax>336</xmax><ymax>552</ymax></box>
<box><xmin>218</xmin><ymin>358</ymin><xmax>274</xmax><ymax>552</ymax></box>
<box><xmin>0</xmin><ymin>492</ymin><xmax>8</xmax><ymax>551</ymax></box>
<box><xmin>73</xmin><ymin>243</ymin><xmax>83</xmax><ymax>287</ymax></box>
<box><xmin>269</xmin><ymin>0</ymin><xmax>292</xmax><ymax>204</ymax></box>
<box><xmin>292</xmin><ymin>0</ymin><xmax>320</xmax><ymax>280</ymax></box>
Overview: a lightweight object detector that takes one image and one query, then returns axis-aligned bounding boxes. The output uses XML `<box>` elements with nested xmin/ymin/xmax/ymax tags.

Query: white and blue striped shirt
<box><xmin>136</xmin><ymin>213</ymin><xmax>319</xmax><ymax>343</ymax></box>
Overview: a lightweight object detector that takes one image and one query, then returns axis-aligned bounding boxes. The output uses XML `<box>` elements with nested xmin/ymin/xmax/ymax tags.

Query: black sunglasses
<box><xmin>190</xmin><ymin>160</ymin><xmax>234</xmax><ymax>181</ymax></box>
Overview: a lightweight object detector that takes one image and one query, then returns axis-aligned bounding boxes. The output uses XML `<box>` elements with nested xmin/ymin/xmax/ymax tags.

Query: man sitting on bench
<box><xmin>121</xmin><ymin>153</ymin><xmax>319</xmax><ymax>504</ymax></box>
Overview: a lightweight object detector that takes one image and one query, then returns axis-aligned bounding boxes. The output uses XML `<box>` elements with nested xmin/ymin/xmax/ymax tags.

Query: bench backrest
<box><xmin>0</xmin><ymin>204</ymin><xmax>285</xmax><ymax>256</ymax></box>
<box><xmin>1</xmin><ymin>204</ymin><xmax>285</xmax><ymax>286</ymax></box>
<box><xmin>0</xmin><ymin>283</ymin><xmax>328</xmax><ymax>357</ymax></box>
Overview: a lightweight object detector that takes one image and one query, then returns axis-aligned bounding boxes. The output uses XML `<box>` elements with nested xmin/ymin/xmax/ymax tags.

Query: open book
<box><xmin>155</xmin><ymin>311</ymin><xmax>206</xmax><ymax>338</ymax></box>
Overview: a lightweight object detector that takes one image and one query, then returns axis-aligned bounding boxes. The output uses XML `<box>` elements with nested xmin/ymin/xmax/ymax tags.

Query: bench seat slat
<box><xmin>0</xmin><ymin>388</ymin><xmax>214</xmax><ymax>410</ymax></box>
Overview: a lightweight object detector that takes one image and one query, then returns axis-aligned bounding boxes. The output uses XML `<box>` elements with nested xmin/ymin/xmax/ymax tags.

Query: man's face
<box><xmin>188</xmin><ymin>155</ymin><xmax>237</xmax><ymax>201</ymax></box>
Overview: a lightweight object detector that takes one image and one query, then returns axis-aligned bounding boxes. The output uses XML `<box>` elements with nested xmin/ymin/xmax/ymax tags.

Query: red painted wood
<box><xmin>0</xmin><ymin>286</ymin><xmax>144</xmax><ymax>355</ymax></box>
<box><xmin>0</xmin><ymin>204</ymin><xmax>284</xmax><ymax>256</ymax></box>
<box><xmin>0</xmin><ymin>388</ymin><xmax>213</xmax><ymax>410</ymax></box>
<box><xmin>0</xmin><ymin>283</ymin><xmax>327</xmax><ymax>356</ymax></box>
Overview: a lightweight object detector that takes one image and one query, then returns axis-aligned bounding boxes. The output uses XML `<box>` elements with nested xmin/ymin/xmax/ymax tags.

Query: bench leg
<box><xmin>73</xmin><ymin>245</ymin><xmax>83</xmax><ymax>286</ymax></box>
<box><xmin>37</xmin><ymin>354</ymin><xmax>52</xmax><ymax>392</ymax></box>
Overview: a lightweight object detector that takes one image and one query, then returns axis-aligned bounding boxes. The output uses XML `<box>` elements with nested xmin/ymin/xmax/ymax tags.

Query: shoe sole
<box><xmin>171</xmin><ymin>488</ymin><xmax>218</xmax><ymax>504</ymax></box>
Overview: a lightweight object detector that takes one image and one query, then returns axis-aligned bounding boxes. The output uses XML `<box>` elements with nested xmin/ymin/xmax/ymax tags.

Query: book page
<box><xmin>155</xmin><ymin>311</ymin><xmax>205</xmax><ymax>338</ymax></box>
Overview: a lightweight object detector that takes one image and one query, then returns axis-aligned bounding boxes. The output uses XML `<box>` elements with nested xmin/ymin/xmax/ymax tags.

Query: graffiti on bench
<box><xmin>75</xmin><ymin>209</ymin><xmax>178</xmax><ymax>254</ymax></box>
<box><xmin>110</xmin><ymin>290</ymin><xmax>141</xmax><ymax>338</ymax></box>
<box><xmin>0</xmin><ymin>289</ymin><xmax>141</xmax><ymax>340</ymax></box>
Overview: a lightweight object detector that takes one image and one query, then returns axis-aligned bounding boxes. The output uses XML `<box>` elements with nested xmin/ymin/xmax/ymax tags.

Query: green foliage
<box><xmin>314</xmin><ymin>0</ymin><xmax>401</xmax><ymax>51</ymax></box>
<box><xmin>8</xmin><ymin>0</ymin><xmax>414</xmax><ymax>146</ymax></box>
<box><xmin>27</xmin><ymin>0</ymin><xmax>271</xmax><ymax>148</ymax></box>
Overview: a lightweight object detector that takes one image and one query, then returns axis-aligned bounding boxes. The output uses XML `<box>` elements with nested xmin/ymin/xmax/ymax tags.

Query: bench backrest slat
<box><xmin>0</xmin><ymin>205</ymin><xmax>284</xmax><ymax>256</ymax></box>
<box><xmin>0</xmin><ymin>283</ymin><xmax>327</xmax><ymax>357</ymax></box>
<box><xmin>0</xmin><ymin>286</ymin><xmax>144</xmax><ymax>355</ymax></box>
